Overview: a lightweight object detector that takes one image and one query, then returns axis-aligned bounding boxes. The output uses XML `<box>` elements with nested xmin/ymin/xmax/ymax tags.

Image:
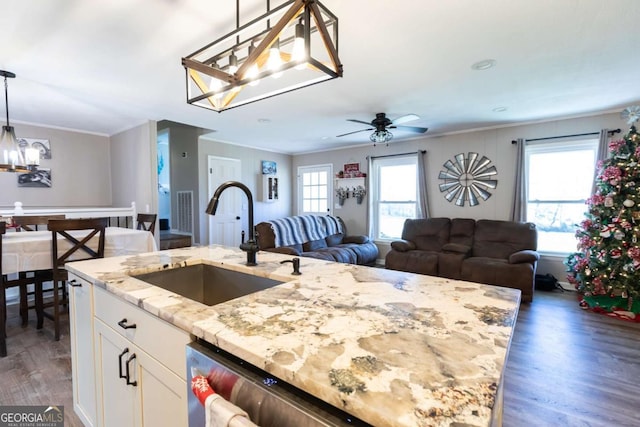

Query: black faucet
<box><xmin>205</xmin><ymin>181</ymin><xmax>259</xmax><ymax>266</ymax></box>
<box><xmin>280</xmin><ymin>257</ymin><xmax>301</xmax><ymax>275</ymax></box>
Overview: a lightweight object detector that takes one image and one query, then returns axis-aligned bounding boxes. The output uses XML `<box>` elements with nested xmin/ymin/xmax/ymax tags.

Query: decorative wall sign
<box><xmin>343</xmin><ymin>162</ymin><xmax>363</xmax><ymax>177</ymax></box>
<box><xmin>438</xmin><ymin>152</ymin><xmax>497</xmax><ymax>206</ymax></box>
<box><xmin>261</xmin><ymin>160</ymin><xmax>277</xmax><ymax>175</ymax></box>
<box><xmin>18</xmin><ymin>138</ymin><xmax>51</xmax><ymax>159</ymax></box>
<box><xmin>17</xmin><ymin>168</ymin><xmax>52</xmax><ymax>188</ymax></box>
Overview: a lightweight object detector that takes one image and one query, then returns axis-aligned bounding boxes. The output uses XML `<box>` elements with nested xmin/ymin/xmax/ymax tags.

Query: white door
<box><xmin>208</xmin><ymin>156</ymin><xmax>242</xmax><ymax>246</ymax></box>
<box><xmin>297</xmin><ymin>164</ymin><xmax>333</xmax><ymax>215</ymax></box>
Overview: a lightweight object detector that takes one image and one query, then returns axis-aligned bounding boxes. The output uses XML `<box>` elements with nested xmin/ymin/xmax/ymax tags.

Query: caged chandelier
<box><xmin>182</xmin><ymin>0</ymin><xmax>342</xmax><ymax>112</ymax></box>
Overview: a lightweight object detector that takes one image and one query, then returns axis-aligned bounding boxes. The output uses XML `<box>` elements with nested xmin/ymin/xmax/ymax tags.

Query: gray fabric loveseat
<box><xmin>385</xmin><ymin>218</ymin><xmax>540</xmax><ymax>302</ymax></box>
<box><xmin>255</xmin><ymin>215</ymin><xmax>378</xmax><ymax>266</ymax></box>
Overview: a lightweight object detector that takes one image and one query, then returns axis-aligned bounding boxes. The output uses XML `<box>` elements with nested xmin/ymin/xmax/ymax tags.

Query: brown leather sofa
<box><xmin>256</xmin><ymin>215</ymin><xmax>379</xmax><ymax>266</ymax></box>
<box><xmin>385</xmin><ymin>218</ymin><xmax>539</xmax><ymax>302</ymax></box>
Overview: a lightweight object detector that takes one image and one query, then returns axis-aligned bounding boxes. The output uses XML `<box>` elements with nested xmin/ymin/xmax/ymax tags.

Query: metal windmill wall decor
<box><xmin>438</xmin><ymin>152</ymin><xmax>498</xmax><ymax>206</ymax></box>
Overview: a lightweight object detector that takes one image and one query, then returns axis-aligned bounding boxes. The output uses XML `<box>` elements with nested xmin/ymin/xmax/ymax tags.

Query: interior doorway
<box><xmin>157</xmin><ymin>129</ymin><xmax>170</xmax><ymax>230</ymax></box>
<box><xmin>208</xmin><ymin>156</ymin><xmax>242</xmax><ymax>246</ymax></box>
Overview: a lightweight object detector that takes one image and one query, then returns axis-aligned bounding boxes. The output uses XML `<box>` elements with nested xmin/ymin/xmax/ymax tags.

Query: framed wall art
<box><xmin>343</xmin><ymin>162</ymin><xmax>362</xmax><ymax>177</ymax></box>
<box><xmin>18</xmin><ymin>137</ymin><xmax>52</xmax><ymax>160</ymax></box>
<box><xmin>438</xmin><ymin>152</ymin><xmax>497</xmax><ymax>206</ymax></box>
<box><xmin>17</xmin><ymin>168</ymin><xmax>52</xmax><ymax>188</ymax></box>
<box><xmin>261</xmin><ymin>160</ymin><xmax>277</xmax><ymax>175</ymax></box>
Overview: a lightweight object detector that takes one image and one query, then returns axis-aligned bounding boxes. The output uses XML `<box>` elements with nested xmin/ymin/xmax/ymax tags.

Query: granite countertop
<box><xmin>66</xmin><ymin>245</ymin><xmax>521</xmax><ymax>427</ymax></box>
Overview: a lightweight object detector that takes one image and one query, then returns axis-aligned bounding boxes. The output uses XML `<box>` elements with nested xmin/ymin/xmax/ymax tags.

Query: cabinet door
<box><xmin>94</xmin><ymin>319</ymin><xmax>138</xmax><ymax>427</ymax></box>
<box><xmin>136</xmin><ymin>347</ymin><xmax>188</xmax><ymax>427</ymax></box>
<box><xmin>94</xmin><ymin>319</ymin><xmax>188</xmax><ymax>427</ymax></box>
<box><xmin>68</xmin><ymin>274</ymin><xmax>97</xmax><ymax>427</ymax></box>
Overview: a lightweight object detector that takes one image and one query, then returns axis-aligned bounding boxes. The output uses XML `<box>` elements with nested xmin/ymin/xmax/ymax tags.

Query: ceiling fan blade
<box><xmin>336</xmin><ymin>128</ymin><xmax>372</xmax><ymax>137</ymax></box>
<box><xmin>347</xmin><ymin>119</ymin><xmax>373</xmax><ymax>126</ymax></box>
<box><xmin>392</xmin><ymin>114</ymin><xmax>420</xmax><ymax>125</ymax></box>
<box><xmin>396</xmin><ymin>125</ymin><xmax>429</xmax><ymax>133</ymax></box>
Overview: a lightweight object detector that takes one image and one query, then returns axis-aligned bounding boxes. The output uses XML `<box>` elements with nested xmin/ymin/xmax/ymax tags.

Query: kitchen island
<box><xmin>66</xmin><ymin>245</ymin><xmax>520</xmax><ymax>427</ymax></box>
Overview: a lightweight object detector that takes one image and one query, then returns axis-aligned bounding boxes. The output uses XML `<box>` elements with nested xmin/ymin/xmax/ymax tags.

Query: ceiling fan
<box><xmin>336</xmin><ymin>112</ymin><xmax>428</xmax><ymax>145</ymax></box>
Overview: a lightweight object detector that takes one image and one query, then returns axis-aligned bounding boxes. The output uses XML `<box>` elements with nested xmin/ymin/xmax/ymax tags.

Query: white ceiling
<box><xmin>3</xmin><ymin>0</ymin><xmax>639</xmax><ymax>154</ymax></box>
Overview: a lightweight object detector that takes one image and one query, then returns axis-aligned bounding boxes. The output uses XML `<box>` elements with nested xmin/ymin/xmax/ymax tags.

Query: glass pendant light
<box><xmin>0</xmin><ymin>70</ymin><xmax>29</xmax><ymax>173</ymax></box>
<box><xmin>208</xmin><ymin>62</ymin><xmax>224</xmax><ymax>105</ymax></box>
<box><xmin>291</xmin><ymin>19</ymin><xmax>307</xmax><ymax>70</ymax></box>
<box><xmin>266</xmin><ymin>38</ymin><xmax>283</xmax><ymax>78</ymax></box>
<box><xmin>228</xmin><ymin>52</ymin><xmax>241</xmax><ymax>93</ymax></box>
<box><xmin>246</xmin><ymin>44</ymin><xmax>261</xmax><ymax>86</ymax></box>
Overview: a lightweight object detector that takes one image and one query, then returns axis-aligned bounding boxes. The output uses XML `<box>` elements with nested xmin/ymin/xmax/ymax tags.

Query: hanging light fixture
<box><xmin>0</xmin><ymin>70</ymin><xmax>34</xmax><ymax>173</ymax></box>
<box><xmin>182</xmin><ymin>0</ymin><xmax>342</xmax><ymax>112</ymax></box>
<box><xmin>370</xmin><ymin>129</ymin><xmax>393</xmax><ymax>146</ymax></box>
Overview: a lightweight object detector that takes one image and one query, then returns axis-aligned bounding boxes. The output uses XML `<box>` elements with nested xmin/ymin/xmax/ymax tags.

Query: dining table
<box><xmin>1</xmin><ymin>226</ymin><xmax>157</xmax><ymax>276</ymax></box>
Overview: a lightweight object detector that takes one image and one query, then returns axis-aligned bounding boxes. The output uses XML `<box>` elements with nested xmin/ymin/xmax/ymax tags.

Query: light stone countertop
<box><xmin>66</xmin><ymin>245</ymin><xmax>521</xmax><ymax>427</ymax></box>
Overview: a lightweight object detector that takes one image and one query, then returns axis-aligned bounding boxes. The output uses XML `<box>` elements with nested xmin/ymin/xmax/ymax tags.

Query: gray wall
<box><xmin>0</xmin><ymin>123</ymin><xmax>112</xmax><ymax>208</ymax></box>
<box><xmin>110</xmin><ymin>121</ymin><xmax>157</xmax><ymax>217</ymax></box>
<box><xmin>197</xmin><ymin>138</ymin><xmax>293</xmax><ymax>245</ymax></box>
<box><xmin>293</xmin><ymin>111</ymin><xmax>630</xmax><ymax>279</ymax></box>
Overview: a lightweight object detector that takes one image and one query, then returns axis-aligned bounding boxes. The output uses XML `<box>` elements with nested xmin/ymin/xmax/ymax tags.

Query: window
<box><xmin>525</xmin><ymin>139</ymin><xmax>598</xmax><ymax>253</ymax></box>
<box><xmin>371</xmin><ymin>155</ymin><xmax>417</xmax><ymax>240</ymax></box>
<box><xmin>298</xmin><ymin>164</ymin><xmax>332</xmax><ymax>215</ymax></box>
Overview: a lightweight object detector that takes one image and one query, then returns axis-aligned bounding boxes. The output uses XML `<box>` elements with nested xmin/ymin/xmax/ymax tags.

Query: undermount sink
<box><xmin>131</xmin><ymin>264</ymin><xmax>283</xmax><ymax>306</ymax></box>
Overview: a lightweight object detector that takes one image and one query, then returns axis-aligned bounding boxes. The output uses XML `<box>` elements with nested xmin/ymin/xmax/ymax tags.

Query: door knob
<box><xmin>236</xmin><ymin>216</ymin><xmax>241</xmax><ymax>220</ymax></box>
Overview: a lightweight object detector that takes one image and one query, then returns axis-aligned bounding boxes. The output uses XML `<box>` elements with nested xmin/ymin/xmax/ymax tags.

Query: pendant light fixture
<box><xmin>0</xmin><ymin>70</ymin><xmax>31</xmax><ymax>173</ymax></box>
<box><xmin>182</xmin><ymin>0</ymin><xmax>342</xmax><ymax>112</ymax></box>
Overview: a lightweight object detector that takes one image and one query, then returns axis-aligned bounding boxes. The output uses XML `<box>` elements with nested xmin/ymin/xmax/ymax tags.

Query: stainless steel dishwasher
<box><xmin>187</xmin><ymin>340</ymin><xmax>370</xmax><ymax>427</ymax></box>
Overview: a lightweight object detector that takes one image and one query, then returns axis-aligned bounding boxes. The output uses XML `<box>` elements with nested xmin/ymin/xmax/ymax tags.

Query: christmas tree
<box><xmin>566</xmin><ymin>106</ymin><xmax>640</xmax><ymax>319</ymax></box>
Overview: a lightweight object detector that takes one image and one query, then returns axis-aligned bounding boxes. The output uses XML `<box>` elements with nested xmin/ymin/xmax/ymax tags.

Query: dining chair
<box><xmin>12</xmin><ymin>215</ymin><xmax>66</xmax><ymax>232</ymax></box>
<box><xmin>1</xmin><ymin>222</ymin><xmax>38</xmax><ymax>357</ymax></box>
<box><xmin>136</xmin><ymin>213</ymin><xmax>157</xmax><ymax>236</ymax></box>
<box><xmin>10</xmin><ymin>215</ymin><xmax>67</xmax><ymax>323</ymax></box>
<box><xmin>38</xmin><ymin>217</ymin><xmax>108</xmax><ymax>341</ymax></box>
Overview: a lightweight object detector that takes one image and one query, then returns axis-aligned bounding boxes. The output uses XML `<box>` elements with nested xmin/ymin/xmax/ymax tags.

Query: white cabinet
<box><xmin>91</xmin><ymin>286</ymin><xmax>191</xmax><ymax>427</ymax></box>
<box><xmin>94</xmin><ymin>319</ymin><xmax>186</xmax><ymax>427</ymax></box>
<box><xmin>68</xmin><ymin>275</ymin><xmax>191</xmax><ymax>427</ymax></box>
<box><xmin>68</xmin><ymin>273</ymin><xmax>97</xmax><ymax>427</ymax></box>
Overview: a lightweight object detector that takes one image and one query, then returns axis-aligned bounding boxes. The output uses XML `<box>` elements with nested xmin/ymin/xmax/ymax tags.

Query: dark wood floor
<box><xmin>503</xmin><ymin>290</ymin><xmax>640</xmax><ymax>427</ymax></box>
<box><xmin>1</xmin><ymin>290</ymin><xmax>638</xmax><ymax>427</ymax></box>
<box><xmin>0</xmin><ymin>302</ymin><xmax>83</xmax><ymax>426</ymax></box>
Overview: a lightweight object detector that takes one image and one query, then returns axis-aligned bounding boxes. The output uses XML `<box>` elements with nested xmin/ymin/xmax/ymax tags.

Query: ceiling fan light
<box><xmin>370</xmin><ymin>129</ymin><xmax>393</xmax><ymax>144</ymax></box>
